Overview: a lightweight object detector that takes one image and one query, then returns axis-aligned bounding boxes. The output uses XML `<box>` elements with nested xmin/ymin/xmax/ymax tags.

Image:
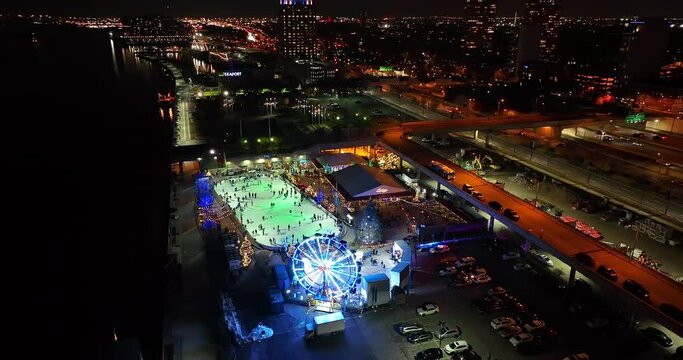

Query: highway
<box><xmin>377</xmin><ymin>126</ymin><xmax>683</xmax><ymax>335</ymax></box>
<box><xmin>466</xmin><ymin>132</ymin><xmax>683</xmax><ymax>228</ymax></box>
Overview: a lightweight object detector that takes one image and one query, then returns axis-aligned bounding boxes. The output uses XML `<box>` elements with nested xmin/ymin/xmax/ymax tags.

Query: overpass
<box><xmin>376</xmin><ymin>126</ymin><xmax>683</xmax><ymax>336</ymax></box>
<box><xmin>399</xmin><ymin>114</ymin><xmax>608</xmax><ymax>134</ymax></box>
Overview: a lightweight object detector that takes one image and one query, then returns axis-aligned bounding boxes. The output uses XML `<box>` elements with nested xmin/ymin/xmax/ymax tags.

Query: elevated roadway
<box><xmin>399</xmin><ymin>115</ymin><xmax>608</xmax><ymax>133</ymax></box>
<box><xmin>377</xmin><ymin>126</ymin><xmax>683</xmax><ymax>336</ymax></box>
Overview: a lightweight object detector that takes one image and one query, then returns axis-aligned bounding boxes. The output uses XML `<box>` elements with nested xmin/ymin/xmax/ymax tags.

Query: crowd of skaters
<box><xmin>215</xmin><ymin>168</ymin><xmax>345</xmax><ymax>248</ymax></box>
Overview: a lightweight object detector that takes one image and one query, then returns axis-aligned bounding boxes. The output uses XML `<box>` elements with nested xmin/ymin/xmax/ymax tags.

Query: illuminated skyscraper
<box><xmin>279</xmin><ymin>0</ymin><xmax>317</xmax><ymax>61</ymax></box>
<box><xmin>517</xmin><ymin>0</ymin><xmax>561</xmax><ymax>70</ymax></box>
<box><xmin>463</xmin><ymin>0</ymin><xmax>497</xmax><ymax>60</ymax></box>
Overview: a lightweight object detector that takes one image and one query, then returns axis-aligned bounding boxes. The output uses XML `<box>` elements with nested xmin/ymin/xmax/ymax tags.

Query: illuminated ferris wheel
<box><xmin>291</xmin><ymin>235</ymin><xmax>358</xmax><ymax>298</ymax></box>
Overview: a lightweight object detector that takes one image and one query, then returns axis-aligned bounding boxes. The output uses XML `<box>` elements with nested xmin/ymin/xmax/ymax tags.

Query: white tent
<box><xmin>330</xmin><ymin>164</ymin><xmax>408</xmax><ymax>200</ymax></box>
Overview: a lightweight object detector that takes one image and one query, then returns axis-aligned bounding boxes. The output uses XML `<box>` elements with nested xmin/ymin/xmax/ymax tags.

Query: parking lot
<box><xmin>241</xmin><ymin>236</ymin><xmax>677</xmax><ymax>360</ymax></box>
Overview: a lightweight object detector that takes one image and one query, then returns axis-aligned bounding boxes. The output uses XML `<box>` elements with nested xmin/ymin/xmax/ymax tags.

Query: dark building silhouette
<box><xmin>618</xmin><ymin>18</ymin><xmax>671</xmax><ymax>87</ymax></box>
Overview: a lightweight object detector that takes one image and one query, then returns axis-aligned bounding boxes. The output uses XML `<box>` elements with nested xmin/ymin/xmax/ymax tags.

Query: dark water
<box><xmin>2</xmin><ymin>24</ymin><xmax>172</xmax><ymax>359</ymax></box>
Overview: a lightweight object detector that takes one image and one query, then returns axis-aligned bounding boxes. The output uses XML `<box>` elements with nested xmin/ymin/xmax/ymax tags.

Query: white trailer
<box><xmin>305</xmin><ymin>312</ymin><xmax>345</xmax><ymax>339</ymax></box>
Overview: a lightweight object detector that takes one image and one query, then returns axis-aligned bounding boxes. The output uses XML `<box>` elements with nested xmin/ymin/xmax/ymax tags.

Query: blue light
<box><xmin>291</xmin><ymin>235</ymin><xmax>358</xmax><ymax>298</ymax></box>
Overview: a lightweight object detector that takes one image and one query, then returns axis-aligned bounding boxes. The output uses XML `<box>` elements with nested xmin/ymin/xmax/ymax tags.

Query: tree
<box><xmin>356</xmin><ymin>199</ymin><xmax>382</xmax><ymax>245</ymax></box>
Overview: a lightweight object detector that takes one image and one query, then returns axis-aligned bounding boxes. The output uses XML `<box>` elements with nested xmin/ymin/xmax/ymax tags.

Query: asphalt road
<box><xmin>377</xmin><ymin>127</ymin><xmax>683</xmax><ymax>327</ymax></box>
<box><xmin>474</xmin><ymin>133</ymin><xmax>683</xmax><ymax>227</ymax></box>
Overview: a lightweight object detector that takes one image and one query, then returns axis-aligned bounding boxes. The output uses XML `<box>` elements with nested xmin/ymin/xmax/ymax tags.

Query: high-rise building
<box><xmin>278</xmin><ymin>0</ymin><xmax>317</xmax><ymax>61</ymax></box>
<box><xmin>618</xmin><ymin>18</ymin><xmax>671</xmax><ymax>87</ymax></box>
<box><xmin>462</xmin><ymin>0</ymin><xmax>497</xmax><ymax>61</ymax></box>
<box><xmin>517</xmin><ymin>0</ymin><xmax>561</xmax><ymax>70</ymax></box>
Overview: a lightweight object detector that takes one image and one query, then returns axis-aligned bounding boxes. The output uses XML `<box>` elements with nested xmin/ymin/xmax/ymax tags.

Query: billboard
<box><xmin>625</xmin><ymin>113</ymin><xmax>645</xmax><ymax>123</ymax></box>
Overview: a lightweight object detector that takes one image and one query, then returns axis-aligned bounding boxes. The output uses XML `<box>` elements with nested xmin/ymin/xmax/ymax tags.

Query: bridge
<box><xmin>399</xmin><ymin>114</ymin><xmax>609</xmax><ymax>134</ymax></box>
<box><xmin>376</xmin><ymin>125</ymin><xmax>683</xmax><ymax>336</ymax></box>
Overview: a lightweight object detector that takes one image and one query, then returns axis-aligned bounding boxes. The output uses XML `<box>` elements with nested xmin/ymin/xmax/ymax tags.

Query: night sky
<box><xmin>2</xmin><ymin>0</ymin><xmax>682</xmax><ymax>18</ymax></box>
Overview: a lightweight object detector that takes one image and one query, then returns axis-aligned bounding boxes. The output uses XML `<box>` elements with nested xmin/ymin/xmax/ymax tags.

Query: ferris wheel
<box><xmin>291</xmin><ymin>235</ymin><xmax>358</xmax><ymax>298</ymax></box>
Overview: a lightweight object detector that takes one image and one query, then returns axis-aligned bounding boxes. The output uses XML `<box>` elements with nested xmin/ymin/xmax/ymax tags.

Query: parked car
<box><xmin>450</xmin><ymin>275</ymin><xmax>474</xmax><ymax>288</ymax></box>
<box><xmin>438</xmin><ymin>266</ymin><xmax>459</xmax><ymax>277</ymax></box>
<box><xmin>398</xmin><ymin>322</ymin><xmax>425</xmax><ymax>335</ymax></box>
<box><xmin>633</xmin><ymin>132</ymin><xmax>646</xmax><ymax>138</ymax></box>
<box><xmin>487</xmin><ymin>286</ymin><xmax>507</xmax><ymax>296</ymax></box>
<box><xmin>533</xmin><ymin>253</ymin><xmax>554</xmax><ymax>266</ymax></box>
<box><xmin>513</xmin><ymin>262</ymin><xmax>531</xmax><ymax>271</ymax></box>
<box><xmin>453</xmin><ymin>350</ymin><xmax>482</xmax><ymax>360</ymax></box>
<box><xmin>653</xmin><ymin>134</ymin><xmax>668</xmax><ymax>140</ymax></box>
<box><xmin>640</xmin><ymin>327</ymin><xmax>673</xmax><ymax>347</ymax></box>
<box><xmin>491</xmin><ymin>316</ymin><xmax>516</xmax><ymax>330</ymax></box>
<box><xmin>498</xmin><ymin>325</ymin><xmax>523</xmax><ymax>338</ymax></box>
<box><xmin>505</xmin><ymin>301</ymin><xmax>527</xmax><ymax>314</ymax></box>
<box><xmin>430</xmin><ymin>244</ymin><xmax>449</xmax><ymax>254</ymax></box>
<box><xmin>503</xmin><ymin>208</ymin><xmax>520</xmax><ymax>221</ymax></box>
<box><xmin>471</xmin><ymin>298</ymin><xmax>502</xmax><ymax>313</ymax></box>
<box><xmin>444</xmin><ymin>340</ymin><xmax>471</xmax><ymax>354</ymax></box>
<box><xmin>623</xmin><ymin>279</ymin><xmax>650</xmax><ymax>302</ymax></box>
<box><xmin>436</xmin><ymin>326</ymin><xmax>462</xmax><ymax>340</ymax></box>
<box><xmin>471</xmin><ymin>191</ymin><xmax>485</xmax><ymax>201</ymax></box>
<box><xmin>523</xmin><ymin>320</ymin><xmax>546</xmax><ymax>332</ymax></box>
<box><xmin>510</xmin><ymin>333</ymin><xmax>534</xmax><ymax>347</ymax></box>
<box><xmin>416</xmin><ymin>303</ymin><xmax>440</xmax><ymax>316</ymax></box>
<box><xmin>472</xmin><ymin>274</ymin><xmax>492</xmax><ymax>284</ymax></box>
<box><xmin>601</xmin><ymin>209</ymin><xmax>628</xmax><ymax>222</ymax></box>
<box><xmin>488</xmin><ymin>201</ymin><xmax>503</xmax><ymax>211</ymax></box>
<box><xmin>574</xmin><ymin>252</ymin><xmax>595</xmax><ymax>267</ymax></box>
<box><xmin>455</xmin><ymin>257</ymin><xmax>476</xmax><ymax>268</ymax></box>
<box><xmin>407</xmin><ymin>330</ymin><xmax>434</xmax><ymax>343</ymax></box>
<box><xmin>501</xmin><ymin>251</ymin><xmax>521</xmax><ymax>260</ymax></box>
<box><xmin>467</xmin><ymin>268</ymin><xmax>487</xmax><ymax>276</ymax></box>
<box><xmin>415</xmin><ymin>348</ymin><xmax>443</xmax><ymax>360</ymax></box>
<box><xmin>659</xmin><ymin>303</ymin><xmax>683</xmax><ymax>322</ymax></box>
<box><xmin>513</xmin><ymin>311</ymin><xmax>541</xmax><ymax>326</ymax></box>
<box><xmin>578</xmin><ymin>200</ymin><xmax>606</xmax><ymax>213</ymax></box>
<box><xmin>597</xmin><ymin>265</ymin><xmax>618</xmax><ymax>281</ymax></box>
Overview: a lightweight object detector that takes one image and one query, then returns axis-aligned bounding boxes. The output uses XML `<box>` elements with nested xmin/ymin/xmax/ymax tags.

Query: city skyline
<box><xmin>3</xmin><ymin>0</ymin><xmax>683</xmax><ymax>18</ymax></box>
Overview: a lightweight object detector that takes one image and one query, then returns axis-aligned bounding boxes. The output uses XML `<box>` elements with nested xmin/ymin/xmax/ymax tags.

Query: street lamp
<box><xmin>497</xmin><ymin>98</ymin><xmax>505</xmax><ymax>114</ymax></box>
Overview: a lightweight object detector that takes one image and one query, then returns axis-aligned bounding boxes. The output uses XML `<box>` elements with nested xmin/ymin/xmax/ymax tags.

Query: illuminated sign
<box><xmin>222</xmin><ymin>71</ymin><xmax>242</xmax><ymax>77</ymax></box>
<box><xmin>625</xmin><ymin>113</ymin><xmax>646</xmax><ymax>123</ymax></box>
<box><xmin>375</xmin><ymin>188</ymin><xmax>388</xmax><ymax>193</ymax></box>
<box><xmin>379</xmin><ymin>66</ymin><xmax>393</xmax><ymax>72</ymax></box>
<box><xmin>202</xmin><ymin>90</ymin><xmax>221</xmax><ymax>97</ymax></box>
